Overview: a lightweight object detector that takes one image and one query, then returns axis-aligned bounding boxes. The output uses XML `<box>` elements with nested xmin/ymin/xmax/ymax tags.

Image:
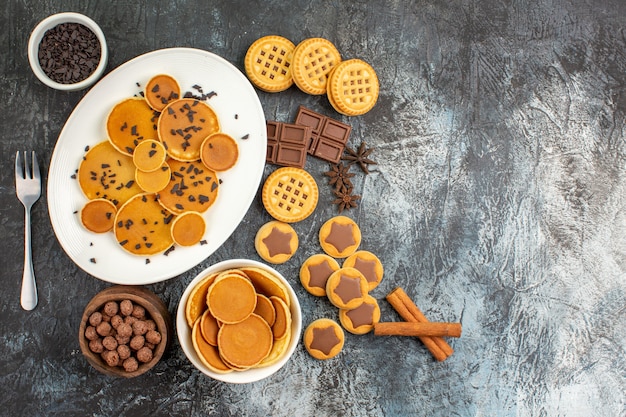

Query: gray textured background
<box><xmin>1</xmin><ymin>0</ymin><xmax>625</xmax><ymax>416</ymax></box>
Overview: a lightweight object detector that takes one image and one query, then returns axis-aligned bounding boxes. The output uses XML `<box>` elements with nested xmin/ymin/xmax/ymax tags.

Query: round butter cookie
<box><xmin>113</xmin><ymin>193</ymin><xmax>174</xmax><ymax>256</ymax></box>
<box><xmin>106</xmin><ymin>98</ymin><xmax>158</xmax><ymax>156</ymax></box>
<box><xmin>299</xmin><ymin>254</ymin><xmax>340</xmax><ymax>297</ymax></box>
<box><xmin>303</xmin><ymin>318</ymin><xmax>344</xmax><ymax>360</ymax></box>
<box><xmin>327</xmin><ymin>58</ymin><xmax>379</xmax><ymax>116</ymax></box>
<box><xmin>262</xmin><ymin>167</ymin><xmax>319</xmax><ymax>223</ymax></box>
<box><xmin>157</xmin><ymin>98</ymin><xmax>220</xmax><ymax>161</ymax></box>
<box><xmin>292</xmin><ymin>38</ymin><xmax>342</xmax><ymax>95</ymax></box>
<box><xmin>325</xmin><ymin>267</ymin><xmax>368</xmax><ymax>310</ymax></box>
<box><xmin>78</xmin><ymin>140</ymin><xmax>143</xmax><ymax>208</ymax></box>
<box><xmin>245</xmin><ymin>35</ymin><xmax>295</xmax><ymax>93</ymax></box>
<box><xmin>200</xmin><ymin>132</ymin><xmax>239</xmax><ymax>172</ymax></box>
<box><xmin>157</xmin><ymin>159</ymin><xmax>219</xmax><ymax>215</ymax></box>
<box><xmin>254</xmin><ymin>221</ymin><xmax>298</xmax><ymax>264</ymax></box>
<box><xmin>80</xmin><ymin>198</ymin><xmax>117</xmax><ymax>233</ymax></box>
<box><xmin>338</xmin><ymin>295</ymin><xmax>381</xmax><ymax>335</ymax></box>
<box><xmin>144</xmin><ymin>74</ymin><xmax>181</xmax><ymax>112</ymax></box>
<box><xmin>343</xmin><ymin>250</ymin><xmax>384</xmax><ymax>291</ymax></box>
<box><xmin>319</xmin><ymin>215</ymin><xmax>361</xmax><ymax>258</ymax></box>
<box><xmin>218</xmin><ymin>313</ymin><xmax>273</xmax><ymax>368</ymax></box>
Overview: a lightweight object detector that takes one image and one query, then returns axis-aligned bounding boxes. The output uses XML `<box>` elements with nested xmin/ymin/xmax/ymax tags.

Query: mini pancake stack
<box><xmin>185</xmin><ymin>267</ymin><xmax>293</xmax><ymax>373</ymax></box>
<box><xmin>77</xmin><ymin>74</ymin><xmax>240</xmax><ymax>256</ymax></box>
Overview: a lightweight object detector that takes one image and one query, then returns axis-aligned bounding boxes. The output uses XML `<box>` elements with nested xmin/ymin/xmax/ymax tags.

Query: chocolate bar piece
<box><xmin>266</xmin><ymin>121</ymin><xmax>309</xmax><ymax>168</ymax></box>
<box><xmin>294</xmin><ymin>106</ymin><xmax>352</xmax><ymax>163</ymax></box>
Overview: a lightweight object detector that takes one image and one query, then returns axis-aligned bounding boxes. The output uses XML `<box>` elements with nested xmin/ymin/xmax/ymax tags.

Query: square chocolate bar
<box><xmin>265</xmin><ymin>121</ymin><xmax>310</xmax><ymax>168</ymax></box>
<box><xmin>294</xmin><ymin>106</ymin><xmax>351</xmax><ymax>163</ymax></box>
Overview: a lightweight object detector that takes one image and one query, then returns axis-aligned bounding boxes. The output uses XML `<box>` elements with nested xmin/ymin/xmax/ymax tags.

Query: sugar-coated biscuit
<box><xmin>342</xmin><ymin>250</ymin><xmax>384</xmax><ymax>291</ymax></box>
<box><xmin>292</xmin><ymin>38</ymin><xmax>342</xmax><ymax>95</ymax></box>
<box><xmin>303</xmin><ymin>318</ymin><xmax>344</xmax><ymax>360</ymax></box>
<box><xmin>319</xmin><ymin>215</ymin><xmax>361</xmax><ymax>258</ymax></box>
<box><xmin>262</xmin><ymin>167</ymin><xmax>319</xmax><ymax>223</ymax></box>
<box><xmin>299</xmin><ymin>254</ymin><xmax>340</xmax><ymax>297</ymax></box>
<box><xmin>327</xmin><ymin>58</ymin><xmax>379</xmax><ymax>116</ymax></box>
<box><xmin>325</xmin><ymin>267</ymin><xmax>368</xmax><ymax>310</ymax></box>
<box><xmin>338</xmin><ymin>295</ymin><xmax>381</xmax><ymax>335</ymax></box>
<box><xmin>254</xmin><ymin>221</ymin><xmax>298</xmax><ymax>264</ymax></box>
<box><xmin>245</xmin><ymin>35</ymin><xmax>295</xmax><ymax>93</ymax></box>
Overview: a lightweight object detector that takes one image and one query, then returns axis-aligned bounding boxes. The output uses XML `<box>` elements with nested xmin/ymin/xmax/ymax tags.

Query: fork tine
<box><xmin>15</xmin><ymin>151</ymin><xmax>23</xmax><ymax>180</ymax></box>
<box><xmin>31</xmin><ymin>151</ymin><xmax>40</xmax><ymax>180</ymax></box>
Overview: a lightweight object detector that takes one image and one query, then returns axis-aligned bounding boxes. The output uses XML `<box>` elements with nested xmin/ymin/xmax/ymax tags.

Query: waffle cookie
<box><xmin>245</xmin><ymin>35</ymin><xmax>295</xmax><ymax>93</ymax></box>
<box><xmin>303</xmin><ymin>318</ymin><xmax>344</xmax><ymax>360</ymax></box>
<box><xmin>343</xmin><ymin>250</ymin><xmax>384</xmax><ymax>291</ymax></box>
<box><xmin>325</xmin><ymin>267</ymin><xmax>368</xmax><ymax>310</ymax></box>
<box><xmin>254</xmin><ymin>221</ymin><xmax>299</xmax><ymax>264</ymax></box>
<box><xmin>319</xmin><ymin>215</ymin><xmax>361</xmax><ymax>258</ymax></box>
<box><xmin>262</xmin><ymin>167</ymin><xmax>319</xmax><ymax>223</ymax></box>
<box><xmin>338</xmin><ymin>294</ymin><xmax>381</xmax><ymax>335</ymax></box>
<box><xmin>299</xmin><ymin>254</ymin><xmax>340</xmax><ymax>297</ymax></box>
<box><xmin>292</xmin><ymin>38</ymin><xmax>342</xmax><ymax>95</ymax></box>
<box><xmin>327</xmin><ymin>58</ymin><xmax>379</xmax><ymax>116</ymax></box>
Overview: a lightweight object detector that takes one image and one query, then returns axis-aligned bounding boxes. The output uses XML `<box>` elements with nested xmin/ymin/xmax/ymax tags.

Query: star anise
<box><xmin>342</xmin><ymin>142</ymin><xmax>377</xmax><ymax>174</ymax></box>
<box><xmin>332</xmin><ymin>185</ymin><xmax>361</xmax><ymax>213</ymax></box>
<box><xmin>324</xmin><ymin>162</ymin><xmax>354</xmax><ymax>190</ymax></box>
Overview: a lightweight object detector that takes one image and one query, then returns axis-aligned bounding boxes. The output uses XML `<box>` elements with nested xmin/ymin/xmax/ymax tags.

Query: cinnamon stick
<box><xmin>385</xmin><ymin>287</ymin><xmax>454</xmax><ymax>361</ymax></box>
<box><xmin>374</xmin><ymin>321</ymin><xmax>462</xmax><ymax>338</ymax></box>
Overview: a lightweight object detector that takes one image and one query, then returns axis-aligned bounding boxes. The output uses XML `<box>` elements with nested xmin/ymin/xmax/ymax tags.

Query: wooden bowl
<box><xmin>78</xmin><ymin>285</ymin><xmax>172</xmax><ymax>378</ymax></box>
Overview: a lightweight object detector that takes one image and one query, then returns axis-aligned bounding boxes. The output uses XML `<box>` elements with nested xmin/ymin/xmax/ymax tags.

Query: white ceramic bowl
<box><xmin>28</xmin><ymin>12</ymin><xmax>108</xmax><ymax>91</ymax></box>
<box><xmin>177</xmin><ymin>259</ymin><xmax>302</xmax><ymax>383</ymax></box>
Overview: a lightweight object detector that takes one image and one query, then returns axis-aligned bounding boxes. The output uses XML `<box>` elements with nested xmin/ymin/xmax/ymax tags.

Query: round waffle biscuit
<box><xmin>292</xmin><ymin>38</ymin><xmax>342</xmax><ymax>95</ymax></box>
<box><xmin>157</xmin><ymin>98</ymin><xmax>220</xmax><ymax>161</ymax></box>
<box><xmin>327</xmin><ymin>58</ymin><xmax>379</xmax><ymax>116</ymax></box>
<box><xmin>245</xmin><ymin>35</ymin><xmax>295</xmax><ymax>93</ymax></box>
<box><xmin>106</xmin><ymin>98</ymin><xmax>158</xmax><ymax>156</ymax></box>
<box><xmin>262</xmin><ymin>167</ymin><xmax>318</xmax><ymax>223</ymax></box>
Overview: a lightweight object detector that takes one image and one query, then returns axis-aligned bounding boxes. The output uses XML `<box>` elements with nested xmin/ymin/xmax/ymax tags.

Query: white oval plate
<box><xmin>47</xmin><ymin>48</ymin><xmax>267</xmax><ymax>284</ymax></box>
<box><xmin>177</xmin><ymin>259</ymin><xmax>302</xmax><ymax>384</ymax></box>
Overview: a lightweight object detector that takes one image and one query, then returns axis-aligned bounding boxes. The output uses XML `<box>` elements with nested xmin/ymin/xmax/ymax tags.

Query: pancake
<box><xmin>200</xmin><ymin>132</ymin><xmax>239</xmax><ymax>172</ymax></box>
<box><xmin>79</xmin><ymin>198</ymin><xmax>117</xmax><ymax>233</ymax></box>
<box><xmin>157</xmin><ymin>159</ymin><xmax>219</xmax><ymax>215</ymax></box>
<box><xmin>107</xmin><ymin>97</ymin><xmax>158</xmax><ymax>156</ymax></box>
<box><xmin>144</xmin><ymin>74</ymin><xmax>181</xmax><ymax>111</ymax></box>
<box><xmin>157</xmin><ymin>98</ymin><xmax>220</xmax><ymax>161</ymax></box>
<box><xmin>217</xmin><ymin>314</ymin><xmax>273</xmax><ymax>368</ymax></box>
<box><xmin>192</xmin><ymin>320</ymin><xmax>232</xmax><ymax>374</ymax></box>
<box><xmin>207</xmin><ymin>274</ymin><xmax>257</xmax><ymax>324</ymax></box>
<box><xmin>170</xmin><ymin>211</ymin><xmax>206</xmax><ymax>246</ymax></box>
<box><xmin>185</xmin><ymin>272</ymin><xmax>218</xmax><ymax>327</ymax></box>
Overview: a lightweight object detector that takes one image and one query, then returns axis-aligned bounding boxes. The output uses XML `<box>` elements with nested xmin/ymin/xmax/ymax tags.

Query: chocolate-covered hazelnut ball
<box><xmin>110</xmin><ymin>315</ymin><xmax>124</xmax><ymax>329</ymax></box>
<box><xmin>124</xmin><ymin>316</ymin><xmax>138</xmax><ymax>326</ymax></box>
<box><xmin>85</xmin><ymin>326</ymin><xmax>99</xmax><ymax>341</ymax></box>
<box><xmin>145</xmin><ymin>319</ymin><xmax>156</xmax><ymax>331</ymax></box>
<box><xmin>101</xmin><ymin>350</ymin><xmax>120</xmax><ymax>367</ymax></box>
<box><xmin>115</xmin><ymin>334</ymin><xmax>131</xmax><ymax>346</ymax></box>
<box><xmin>132</xmin><ymin>320</ymin><xmax>148</xmax><ymax>336</ymax></box>
<box><xmin>96</xmin><ymin>321</ymin><xmax>112</xmax><ymax>337</ymax></box>
<box><xmin>136</xmin><ymin>346</ymin><xmax>153</xmax><ymax>363</ymax></box>
<box><xmin>120</xmin><ymin>299</ymin><xmax>133</xmax><ymax>316</ymax></box>
<box><xmin>117</xmin><ymin>323</ymin><xmax>133</xmax><ymax>338</ymax></box>
<box><xmin>145</xmin><ymin>329</ymin><xmax>162</xmax><ymax>345</ymax></box>
<box><xmin>102</xmin><ymin>335</ymin><xmax>118</xmax><ymax>351</ymax></box>
<box><xmin>117</xmin><ymin>344</ymin><xmax>131</xmax><ymax>360</ymax></box>
<box><xmin>129</xmin><ymin>335</ymin><xmax>145</xmax><ymax>351</ymax></box>
<box><xmin>100</xmin><ymin>313</ymin><xmax>111</xmax><ymax>323</ymax></box>
<box><xmin>103</xmin><ymin>301</ymin><xmax>119</xmax><ymax>316</ymax></box>
<box><xmin>89</xmin><ymin>338</ymin><xmax>104</xmax><ymax>354</ymax></box>
<box><xmin>88</xmin><ymin>311</ymin><xmax>102</xmax><ymax>327</ymax></box>
<box><xmin>131</xmin><ymin>305</ymin><xmax>146</xmax><ymax>319</ymax></box>
<box><xmin>123</xmin><ymin>357</ymin><xmax>139</xmax><ymax>372</ymax></box>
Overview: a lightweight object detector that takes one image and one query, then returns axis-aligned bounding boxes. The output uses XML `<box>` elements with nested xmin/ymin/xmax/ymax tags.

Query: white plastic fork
<box><xmin>15</xmin><ymin>151</ymin><xmax>41</xmax><ymax>311</ymax></box>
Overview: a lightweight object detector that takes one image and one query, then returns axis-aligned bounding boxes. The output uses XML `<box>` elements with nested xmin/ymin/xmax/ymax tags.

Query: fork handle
<box><xmin>21</xmin><ymin>207</ymin><xmax>38</xmax><ymax>310</ymax></box>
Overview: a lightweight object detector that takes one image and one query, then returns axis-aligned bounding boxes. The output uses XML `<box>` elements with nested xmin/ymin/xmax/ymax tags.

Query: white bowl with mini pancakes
<box><xmin>177</xmin><ymin>259</ymin><xmax>302</xmax><ymax>383</ymax></box>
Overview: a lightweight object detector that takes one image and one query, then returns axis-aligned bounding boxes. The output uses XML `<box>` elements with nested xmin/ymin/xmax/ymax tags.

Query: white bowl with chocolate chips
<box><xmin>28</xmin><ymin>12</ymin><xmax>108</xmax><ymax>91</ymax></box>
